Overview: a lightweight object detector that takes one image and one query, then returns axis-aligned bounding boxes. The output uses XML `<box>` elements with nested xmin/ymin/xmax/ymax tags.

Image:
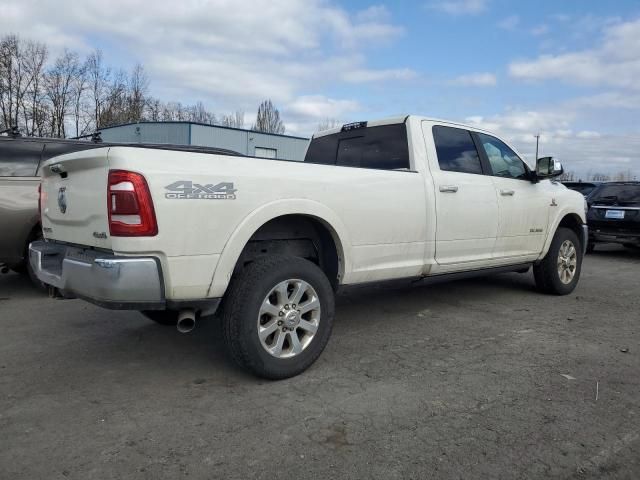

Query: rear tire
<box><xmin>534</xmin><ymin>227</ymin><xmax>582</xmax><ymax>295</ymax></box>
<box><xmin>141</xmin><ymin>310</ymin><xmax>179</xmax><ymax>326</ymax></box>
<box><xmin>222</xmin><ymin>255</ymin><xmax>335</xmax><ymax>380</ymax></box>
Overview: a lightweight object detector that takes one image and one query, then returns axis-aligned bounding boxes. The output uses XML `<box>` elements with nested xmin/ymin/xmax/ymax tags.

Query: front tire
<box><xmin>534</xmin><ymin>227</ymin><xmax>582</xmax><ymax>295</ymax></box>
<box><xmin>222</xmin><ymin>255</ymin><xmax>335</xmax><ymax>380</ymax></box>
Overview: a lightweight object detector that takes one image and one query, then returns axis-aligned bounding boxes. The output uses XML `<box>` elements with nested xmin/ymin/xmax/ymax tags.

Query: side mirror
<box><xmin>536</xmin><ymin>156</ymin><xmax>563</xmax><ymax>178</ymax></box>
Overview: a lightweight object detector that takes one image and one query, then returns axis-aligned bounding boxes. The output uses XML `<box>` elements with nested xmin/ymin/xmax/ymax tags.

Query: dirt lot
<box><xmin>1</xmin><ymin>245</ymin><xmax>639</xmax><ymax>479</ymax></box>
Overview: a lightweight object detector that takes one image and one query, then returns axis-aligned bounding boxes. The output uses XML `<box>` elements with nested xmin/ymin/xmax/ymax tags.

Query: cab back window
<box><xmin>304</xmin><ymin>124</ymin><xmax>410</xmax><ymax>170</ymax></box>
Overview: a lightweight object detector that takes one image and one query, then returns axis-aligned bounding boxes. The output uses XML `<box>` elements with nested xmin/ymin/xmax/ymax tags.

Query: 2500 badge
<box><xmin>165</xmin><ymin>181</ymin><xmax>237</xmax><ymax>200</ymax></box>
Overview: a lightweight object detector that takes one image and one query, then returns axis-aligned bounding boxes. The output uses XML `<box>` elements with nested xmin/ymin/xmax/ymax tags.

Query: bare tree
<box><xmin>317</xmin><ymin>118</ymin><xmax>341</xmax><ymax>131</ymax></box>
<box><xmin>0</xmin><ymin>34</ymin><xmax>287</xmax><ymax>139</ymax></box>
<box><xmin>99</xmin><ymin>69</ymin><xmax>128</xmax><ymax>127</ymax></box>
<box><xmin>45</xmin><ymin>49</ymin><xmax>81</xmax><ymax>137</ymax></box>
<box><xmin>0</xmin><ymin>35</ymin><xmax>41</xmax><ymax>132</ymax></box>
<box><xmin>71</xmin><ymin>61</ymin><xmax>89</xmax><ymax>136</ymax></box>
<box><xmin>127</xmin><ymin>63</ymin><xmax>148</xmax><ymax>122</ymax></box>
<box><xmin>145</xmin><ymin>97</ymin><xmax>162</xmax><ymax>121</ymax></box>
<box><xmin>221</xmin><ymin>110</ymin><xmax>244</xmax><ymax>128</ymax></box>
<box><xmin>19</xmin><ymin>39</ymin><xmax>48</xmax><ymax>135</ymax></box>
<box><xmin>611</xmin><ymin>169</ymin><xmax>635</xmax><ymax>181</ymax></box>
<box><xmin>253</xmin><ymin>99</ymin><xmax>285</xmax><ymax>134</ymax></box>
<box><xmin>188</xmin><ymin>101</ymin><xmax>216</xmax><ymax>124</ymax></box>
<box><xmin>86</xmin><ymin>49</ymin><xmax>110</xmax><ymax>131</ymax></box>
<box><xmin>558</xmin><ymin>170</ymin><xmax>576</xmax><ymax>182</ymax></box>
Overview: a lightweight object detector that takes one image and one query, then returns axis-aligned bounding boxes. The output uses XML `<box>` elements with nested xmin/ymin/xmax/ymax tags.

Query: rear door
<box><xmin>473</xmin><ymin>132</ymin><xmax>550</xmax><ymax>258</ymax></box>
<box><xmin>424</xmin><ymin>123</ymin><xmax>499</xmax><ymax>266</ymax></box>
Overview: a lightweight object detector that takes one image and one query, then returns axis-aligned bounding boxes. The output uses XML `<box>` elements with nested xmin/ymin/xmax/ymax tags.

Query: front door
<box><xmin>474</xmin><ymin>132</ymin><xmax>550</xmax><ymax>258</ymax></box>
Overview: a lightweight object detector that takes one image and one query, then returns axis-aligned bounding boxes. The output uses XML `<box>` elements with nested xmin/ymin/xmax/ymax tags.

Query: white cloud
<box><xmin>343</xmin><ymin>67</ymin><xmax>417</xmax><ymax>83</ymax></box>
<box><xmin>464</xmin><ymin>108</ymin><xmax>640</xmax><ymax>177</ymax></box>
<box><xmin>287</xmin><ymin>95</ymin><xmax>359</xmax><ymax>119</ymax></box>
<box><xmin>0</xmin><ymin>0</ymin><xmax>413</xmax><ymax>133</ymax></box>
<box><xmin>576</xmin><ymin>130</ymin><xmax>601</xmax><ymax>139</ymax></box>
<box><xmin>450</xmin><ymin>72</ymin><xmax>497</xmax><ymax>87</ymax></box>
<box><xmin>530</xmin><ymin>24</ymin><xmax>549</xmax><ymax>36</ymax></box>
<box><xmin>498</xmin><ymin>15</ymin><xmax>520</xmax><ymax>30</ymax></box>
<box><xmin>509</xmin><ymin>18</ymin><xmax>640</xmax><ymax>90</ymax></box>
<box><xmin>426</xmin><ymin>0</ymin><xmax>488</xmax><ymax>16</ymax></box>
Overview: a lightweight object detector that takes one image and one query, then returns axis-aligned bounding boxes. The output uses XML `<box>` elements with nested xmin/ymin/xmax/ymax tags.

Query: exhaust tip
<box><xmin>177</xmin><ymin>309</ymin><xmax>196</xmax><ymax>333</ymax></box>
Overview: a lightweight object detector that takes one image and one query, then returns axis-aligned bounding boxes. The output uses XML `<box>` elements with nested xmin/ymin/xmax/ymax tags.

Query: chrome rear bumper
<box><xmin>29</xmin><ymin>241</ymin><xmax>164</xmax><ymax>309</ymax></box>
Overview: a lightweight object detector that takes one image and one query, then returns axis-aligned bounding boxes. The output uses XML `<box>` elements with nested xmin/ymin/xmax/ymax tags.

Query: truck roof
<box><xmin>313</xmin><ymin>115</ymin><xmax>501</xmax><ymax>138</ymax></box>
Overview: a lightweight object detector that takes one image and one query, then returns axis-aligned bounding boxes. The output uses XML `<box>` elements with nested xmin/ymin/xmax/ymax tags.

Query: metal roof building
<box><xmin>99</xmin><ymin>122</ymin><xmax>310</xmax><ymax>161</ymax></box>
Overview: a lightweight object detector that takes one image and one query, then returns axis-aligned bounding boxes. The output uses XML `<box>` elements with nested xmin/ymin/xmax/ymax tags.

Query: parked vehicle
<box><xmin>30</xmin><ymin>116</ymin><xmax>587</xmax><ymax>379</ymax></box>
<box><xmin>562</xmin><ymin>181</ymin><xmax>602</xmax><ymax>197</ymax></box>
<box><xmin>0</xmin><ymin>135</ymin><xmax>106</xmax><ymax>286</ymax></box>
<box><xmin>1</xmin><ymin>133</ymin><xmax>242</xmax><ymax>286</ymax></box>
<box><xmin>586</xmin><ymin>181</ymin><xmax>640</xmax><ymax>252</ymax></box>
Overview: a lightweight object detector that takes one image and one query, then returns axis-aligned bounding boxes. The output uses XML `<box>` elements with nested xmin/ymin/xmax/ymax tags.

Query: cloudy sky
<box><xmin>3</xmin><ymin>0</ymin><xmax>640</xmax><ymax>177</ymax></box>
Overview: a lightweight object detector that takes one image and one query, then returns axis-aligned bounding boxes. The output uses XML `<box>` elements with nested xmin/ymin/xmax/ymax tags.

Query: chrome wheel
<box><xmin>257</xmin><ymin>279</ymin><xmax>321</xmax><ymax>359</ymax></box>
<box><xmin>557</xmin><ymin>239</ymin><xmax>577</xmax><ymax>284</ymax></box>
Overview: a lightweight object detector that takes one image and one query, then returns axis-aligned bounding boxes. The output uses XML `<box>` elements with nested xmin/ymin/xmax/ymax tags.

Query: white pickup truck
<box><xmin>31</xmin><ymin>116</ymin><xmax>587</xmax><ymax>379</ymax></box>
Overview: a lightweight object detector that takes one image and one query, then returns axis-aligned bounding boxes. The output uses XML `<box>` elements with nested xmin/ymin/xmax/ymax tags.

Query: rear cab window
<box><xmin>0</xmin><ymin>140</ymin><xmax>43</xmax><ymax>177</ymax></box>
<box><xmin>304</xmin><ymin>123</ymin><xmax>410</xmax><ymax>171</ymax></box>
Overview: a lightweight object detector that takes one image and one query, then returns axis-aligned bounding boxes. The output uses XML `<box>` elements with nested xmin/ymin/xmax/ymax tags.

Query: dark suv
<box><xmin>0</xmin><ymin>135</ymin><xmax>104</xmax><ymax>285</ymax></box>
<box><xmin>586</xmin><ymin>182</ymin><xmax>640</xmax><ymax>252</ymax></box>
<box><xmin>562</xmin><ymin>181</ymin><xmax>602</xmax><ymax>197</ymax></box>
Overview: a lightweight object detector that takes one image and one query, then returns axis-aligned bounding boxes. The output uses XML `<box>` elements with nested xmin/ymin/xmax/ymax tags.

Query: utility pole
<box><xmin>534</xmin><ymin>134</ymin><xmax>540</xmax><ymax>159</ymax></box>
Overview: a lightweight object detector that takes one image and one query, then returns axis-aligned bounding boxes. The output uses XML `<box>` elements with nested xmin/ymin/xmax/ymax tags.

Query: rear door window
<box><xmin>304</xmin><ymin>124</ymin><xmax>410</xmax><ymax>170</ymax></box>
<box><xmin>0</xmin><ymin>140</ymin><xmax>43</xmax><ymax>177</ymax></box>
<box><xmin>432</xmin><ymin>126</ymin><xmax>483</xmax><ymax>175</ymax></box>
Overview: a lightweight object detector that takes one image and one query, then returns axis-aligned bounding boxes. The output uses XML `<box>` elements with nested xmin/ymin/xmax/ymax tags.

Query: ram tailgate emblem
<box><xmin>57</xmin><ymin>187</ymin><xmax>67</xmax><ymax>214</ymax></box>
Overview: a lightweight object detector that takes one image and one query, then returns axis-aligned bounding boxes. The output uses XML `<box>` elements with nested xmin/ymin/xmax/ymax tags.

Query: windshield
<box><xmin>589</xmin><ymin>184</ymin><xmax>640</xmax><ymax>205</ymax></box>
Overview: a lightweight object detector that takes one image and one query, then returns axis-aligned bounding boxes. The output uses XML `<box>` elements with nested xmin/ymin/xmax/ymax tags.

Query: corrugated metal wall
<box><xmin>100</xmin><ymin>122</ymin><xmax>309</xmax><ymax>161</ymax></box>
<box><xmin>100</xmin><ymin>123</ymin><xmax>190</xmax><ymax>145</ymax></box>
<box><xmin>190</xmin><ymin>124</ymin><xmax>248</xmax><ymax>155</ymax></box>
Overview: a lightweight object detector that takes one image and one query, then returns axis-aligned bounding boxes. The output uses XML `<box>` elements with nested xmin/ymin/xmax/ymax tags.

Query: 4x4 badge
<box><xmin>164</xmin><ymin>181</ymin><xmax>237</xmax><ymax>200</ymax></box>
<box><xmin>57</xmin><ymin>187</ymin><xmax>67</xmax><ymax>214</ymax></box>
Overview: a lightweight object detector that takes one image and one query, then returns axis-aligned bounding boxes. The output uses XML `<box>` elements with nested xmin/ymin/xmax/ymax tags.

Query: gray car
<box><xmin>0</xmin><ymin>135</ymin><xmax>103</xmax><ymax>286</ymax></box>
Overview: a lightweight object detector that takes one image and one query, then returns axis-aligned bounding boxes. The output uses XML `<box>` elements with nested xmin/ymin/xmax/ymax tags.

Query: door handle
<box><xmin>439</xmin><ymin>185</ymin><xmax>459</xmax><ymax>193</ymax></box>
<box><xmin>500</xmin><ymin>189</ymin><xmax>515</xmax><ymax>196</ymax></box>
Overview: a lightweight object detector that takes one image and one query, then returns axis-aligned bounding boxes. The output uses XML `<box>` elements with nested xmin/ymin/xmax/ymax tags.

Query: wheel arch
<box><xmin>540</xmin><ymin>211</ymin><xmax>585</xmax><ymax>260</ymax></box>
<box><xmin>208</xmin><ymin>199</ymin><xmax>351</xmax><ymax>298</ymax></box>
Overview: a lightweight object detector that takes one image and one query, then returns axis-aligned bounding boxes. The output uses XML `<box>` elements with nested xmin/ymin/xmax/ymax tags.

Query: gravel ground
<box><xmin>0</xmin><ymin>245</ymin><xmax>639</xmax><ymax>479</ymax></box>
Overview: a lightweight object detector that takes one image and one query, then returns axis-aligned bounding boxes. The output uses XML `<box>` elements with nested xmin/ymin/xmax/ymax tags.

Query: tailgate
<box><xmin>41</xmin><ymin>147</ymin><xmax>111</xmax><ymax>249</ymax></box>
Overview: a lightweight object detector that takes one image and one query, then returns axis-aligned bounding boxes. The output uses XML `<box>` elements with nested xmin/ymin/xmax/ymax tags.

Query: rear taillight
<box><xmin>108</xmin><ymin>170</ymin><xmax>158</xmax><ymax>236</ymax></box>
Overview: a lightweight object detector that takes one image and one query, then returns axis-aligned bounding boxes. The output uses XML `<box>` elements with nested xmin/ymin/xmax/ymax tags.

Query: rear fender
<box><xmin>207</xmin><ymin>199</ymin><xmax>351</xmax><ymax>298</ymax></box>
